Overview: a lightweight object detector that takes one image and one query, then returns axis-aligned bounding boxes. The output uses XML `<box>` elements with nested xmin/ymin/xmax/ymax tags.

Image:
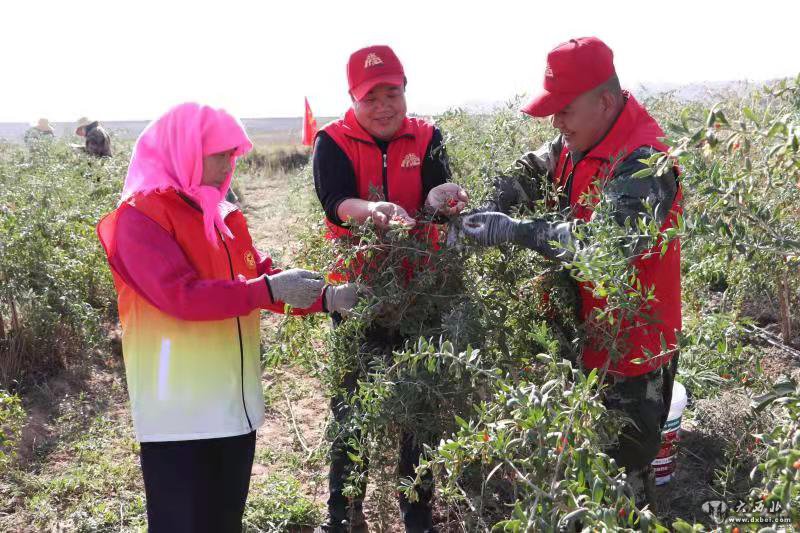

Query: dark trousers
<box><xmin>602</xmin><ymin>355</ymin><xmax>679</xmax><ymax>504</ymax></box>
<box><xmin>139</xmin><ymin>430</ymin><xmax>256</xmax><ymax>533</ymax></box>
<box><xmin>327</xmin><ymin>318</ymin><xmax>435</xmax><ymax>532</ymax></box>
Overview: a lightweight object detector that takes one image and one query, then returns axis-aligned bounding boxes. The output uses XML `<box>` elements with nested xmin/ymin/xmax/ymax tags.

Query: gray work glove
<box><xmin>266</xmin><ymin>269</ymin><xmax>325</xmax><ymax>309</ymax></box>
<box><xmin>323</xmin><ymin>283</ymin><xmax>362</xmax><ymax>316</ymax></box>
<box><xmin>460</xmin><ymin>212</ymin><xmax>520</xmax><ymax>246</ymax></box>
<box><xmin>460</xmin><ymin>212</ymin><xmax>574</xmax><ymax>260</ymax></box>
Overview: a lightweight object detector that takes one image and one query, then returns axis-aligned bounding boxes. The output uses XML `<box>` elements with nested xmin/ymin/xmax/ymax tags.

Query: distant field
<box><xmin>1</xmin><ymin>79</ymin><xmax>766</xmax><ymax>145</ymax></box>
<box><xmin>0</xmin><ymin>116</ymin><xmax>338</xmax><ymax>145</ymax></box>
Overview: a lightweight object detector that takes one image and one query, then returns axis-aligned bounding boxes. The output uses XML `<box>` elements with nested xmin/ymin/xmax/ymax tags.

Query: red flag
<box><xmin>302</xmin><ymin>97</ymin><xmax>318</xmax><ymax>146</ymax></box>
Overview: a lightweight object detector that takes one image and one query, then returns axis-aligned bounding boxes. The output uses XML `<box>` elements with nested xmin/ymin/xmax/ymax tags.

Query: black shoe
<box><xmin>627</xmin><ymin>466</ymin><xmax>656</xmax><ymax>510</ymax></box>
<box><xmin>318</xmin><ymin>503</ymin><xmax>367</xmax><ymax>533</ymax></box>
<box><xmin>348</xmin><ymin>502</ymin><xmax>367</xmax><ymax>531</ymax></box>
<box><xmin>315</xmin><ymin>521</ymin><xmax>367</xmax><ymax>533</ymax></box>
<box><xmin>400</xmin><ymin>499</ymin><xmax>434</xmax><ymax>533</ymax></box>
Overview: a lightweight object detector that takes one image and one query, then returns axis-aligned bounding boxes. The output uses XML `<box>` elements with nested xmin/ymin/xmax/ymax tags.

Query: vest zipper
<box><xmin>558</xmin><ymin>153</ymin><xmax>574</xmax><ymax>213</ymax></box>
<box><xmin>564</xmin><ymin>172</ymin><xmax>576</xmax><ymax>212</ymax></box>
<box><xmin>381</xmin><ymin>151</ymin><xmax>389</xmax><ymax>201</ymax></box>
<box><xmin>218</xmin><ymin>229</ymin><xmax>254</xmax><ymax>433</ymax></box>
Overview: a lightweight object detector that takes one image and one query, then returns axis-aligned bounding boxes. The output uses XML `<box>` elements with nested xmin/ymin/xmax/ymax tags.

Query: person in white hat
<box><xmin>74</xmin><ymin>117</ymin><xmax>112</xmax><ymax>157</ymax></box>
<box><xmin>24</xmin><ymin>118</ymin><xmax>55</xmax><ymax>146</ymax></box>
<box><xmin>75</xmin><ymin>117</ymin><xmax>91</xmax><ymax>137</ymax></box>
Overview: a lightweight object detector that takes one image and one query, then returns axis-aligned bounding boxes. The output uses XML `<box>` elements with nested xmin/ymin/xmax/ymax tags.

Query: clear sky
<box><xmin>2</xmin><ymin>0</ymin><xmax>799</xmax><ymax>122</ymax></box>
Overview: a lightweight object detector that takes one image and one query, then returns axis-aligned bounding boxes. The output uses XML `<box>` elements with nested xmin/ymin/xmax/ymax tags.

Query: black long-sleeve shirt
<box><xmin>313</xmin><ymin>127</ymin><xmax>450</xmax><ymax>226</ymax></box>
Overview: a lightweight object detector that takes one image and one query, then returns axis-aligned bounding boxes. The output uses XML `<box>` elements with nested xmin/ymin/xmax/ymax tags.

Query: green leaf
<box><xmin>743</xmin><ymin>106</ymin><xmax>760</xmax><ymax>126</ymax></box>
<box><xmin>346</xmin><ymin>452</ymin><xmax>363</xmax><ymax>464</ymax></box>
<box><xmin>454</xmin><ymin>415</ymin><xmax>470</xmax><ymax>430</ymax></box>
<box><xmin>767</xmin><ymin>121</ymin><xmax>787</xmax><ymax>138</ymax></box>
<box><xmin>561</xmin><ymin>508</ymin><xmax>588</xmax><ymax>527</ymax></box>
<box><xmin>671</xmin><ymin>519</ymin><xmax>697</xmax><ymax>533</ymax></box>
<box><xmin>705</xmin><ymin>110</ymin><xmax>716</xmax><ymax>128</ymax></box>
<box><xmin>591</xmin><ymin>477</ymin><xmax>604</xmax><ymax>503</ymax></box>
<box><xmin>751</xmin><ymin>391</ymin><xmax>777</xmax><ymax>411</ymax></box>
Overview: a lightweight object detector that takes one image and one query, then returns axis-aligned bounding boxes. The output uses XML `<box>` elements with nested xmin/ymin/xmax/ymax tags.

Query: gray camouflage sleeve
<box><xmin>482</xmin><ymin>136</ymin><xmax>562</xmax><ymax>214</ymax></box>
<box><xmin>513</xmin><ymin>146</ymin><xmax>678</xmax><ymax>261</ymax></box>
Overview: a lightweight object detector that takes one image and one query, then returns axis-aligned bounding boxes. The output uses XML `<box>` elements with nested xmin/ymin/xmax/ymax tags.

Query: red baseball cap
<box><xmin>347</xmin><ymin>45</ymin><xmax>406</xmax><ymax>101</ymax></box>
<box><xmin>522</xmin><ymin>37</ymin><xmax>616</xmax><ymax>117</ymax></box>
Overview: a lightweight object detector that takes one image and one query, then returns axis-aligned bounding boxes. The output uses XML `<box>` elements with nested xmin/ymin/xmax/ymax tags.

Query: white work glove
<box><xmin>425</xmin><ymin>183</ymin><xmax>469</xmax><ymax>216</ymax></box>
<box><xmin>266</xmin><ymin>269</ymin><xmax>325</xmax><ymax>309</ymax></box>
<box><xmin>323</xmin><ymin>283</ymin><xmax>363</xmax><ymax>315</ymax></box>
<box><xmin>367</xmin><ymin>201</ymin><xmax>416</xmax><ymax>228</ymax></box>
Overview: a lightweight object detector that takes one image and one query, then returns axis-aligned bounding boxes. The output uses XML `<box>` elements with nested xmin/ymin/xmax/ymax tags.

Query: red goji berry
<box><xmin>556</xmin><ymin>437</ymin><xmax>568</xmax><ymax>453</ymax></box>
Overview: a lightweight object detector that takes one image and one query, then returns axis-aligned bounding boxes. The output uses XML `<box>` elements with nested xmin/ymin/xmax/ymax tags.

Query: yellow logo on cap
<box><xmin>365</xmin><ymin>53</ymin><xmax>384</xmax><ymax>68</ymax></box>
<box><xmin>244</xmin><ymin>250</ymin><xmax>256</xmax><ymax>270</ymax></box>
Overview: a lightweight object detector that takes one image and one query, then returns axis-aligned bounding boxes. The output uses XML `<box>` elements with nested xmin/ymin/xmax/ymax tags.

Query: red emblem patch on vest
<box><xmin>401</xmin><ymin>153</ymin><xmax>420</xmax><ymax>168</ymax></box>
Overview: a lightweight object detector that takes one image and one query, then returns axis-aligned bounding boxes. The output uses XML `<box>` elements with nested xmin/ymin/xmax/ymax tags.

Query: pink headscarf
<box><xmin>122</xmin><ymin>102</ymin><xmax>253</xmax><ymax>244</ymax></box>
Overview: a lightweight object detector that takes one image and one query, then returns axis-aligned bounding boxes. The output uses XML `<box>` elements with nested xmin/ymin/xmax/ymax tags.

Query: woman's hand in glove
<box><xmin>266</xmin><ymin>269</ymin><xmax>325</xmax><ymax>309</ymax></box>
<box><xmin>323</xmin><ymin>283</ymin><xmax>364</xmax><ymax>316</ymax></box>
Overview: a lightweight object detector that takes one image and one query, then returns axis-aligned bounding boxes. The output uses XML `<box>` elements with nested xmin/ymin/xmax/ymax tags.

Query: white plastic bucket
<box><xmin>652</xmin><ymin>380</ymin><xmax>687</xmax><ymax>485</ymax></box>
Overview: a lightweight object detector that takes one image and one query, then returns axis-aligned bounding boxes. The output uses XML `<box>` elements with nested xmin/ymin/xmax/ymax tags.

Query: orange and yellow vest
<box><xmin>97</xmin><ymin>190</ymin><xmax>264</xmax><ymax>441</ymax></box>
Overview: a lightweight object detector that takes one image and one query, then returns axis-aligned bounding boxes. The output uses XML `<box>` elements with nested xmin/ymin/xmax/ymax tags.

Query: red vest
<box><xmin>554</xmin><ymin>95</ymin><xmax>682</xmax><ymax>377</ymax></box>
<box><xmin>320</xmin><ymin>109</ymin><xmax>438</xmax><ymax>281</ymax></box>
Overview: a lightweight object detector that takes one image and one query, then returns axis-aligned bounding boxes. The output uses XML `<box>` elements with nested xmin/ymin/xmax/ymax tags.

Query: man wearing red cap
<box><xmin>461</xmin><ymin>36</ymin><xmax>681</xmax><ymax>506</ymax></box>
<box><xmin>313</xmin><ymin>45</ymin><xmax>467</xmax><ymax>533</ymax></box>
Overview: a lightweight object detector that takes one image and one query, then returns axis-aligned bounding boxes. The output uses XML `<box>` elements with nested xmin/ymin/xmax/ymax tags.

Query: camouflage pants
<box><xmin>325</xmin><ymin>316</ymin><xmax>435</xmax><ymax>532</ymax></box>
<box><xmin>601</xmin><ymin>355</ymin><xmax>679</xmax><ymax>507</ymax></box>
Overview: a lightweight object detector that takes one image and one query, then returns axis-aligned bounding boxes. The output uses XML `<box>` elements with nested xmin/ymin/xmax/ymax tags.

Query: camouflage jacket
<box><xmin>84</xmin><ymin>122</ymin><xmax>112</xmax><ymax>157</ymax></box>
<box><xmin>485</xmin><ymin>135</ymin><xmax>679</xmax><ymax>260</ymax></box>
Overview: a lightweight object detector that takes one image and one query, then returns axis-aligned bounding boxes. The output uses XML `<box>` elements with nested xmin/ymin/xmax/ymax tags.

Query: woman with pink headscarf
<box><xmin>97</xmin><ymin>103</ymin><xmax>357</xmax><ymax>532</ymax></box>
